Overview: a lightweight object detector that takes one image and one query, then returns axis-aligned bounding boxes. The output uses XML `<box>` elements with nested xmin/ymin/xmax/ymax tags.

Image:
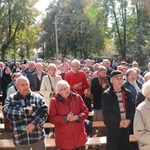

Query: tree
<box><xmin>0</xmin><ymin>0</ymin><xmax>39</xmax><ymax>61</ymax></box>
<box><xmin>40</xmin><ymin>0</ymin><xmax>105</xmax><ymax>59</ymax></box>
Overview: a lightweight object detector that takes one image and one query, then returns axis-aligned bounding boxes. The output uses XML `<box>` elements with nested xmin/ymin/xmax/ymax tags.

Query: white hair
<box><xmin>142</xmin><ymin>80</ymin><xmax>150</xmax><ymax>97</ymax></box>
<box><xmin>16</xmin><ymin>76</ymin><xmax>29</xmax><ymax>85</ymax></box>
<box><xmin>56</xmin><ymin>80</ymin><xmax>70</xmax><ymax>91</ymax></box>
<box><xmin>71</xmin><ymin>59</ymin><xmax>80</xmax><ymax>66</ymax></box>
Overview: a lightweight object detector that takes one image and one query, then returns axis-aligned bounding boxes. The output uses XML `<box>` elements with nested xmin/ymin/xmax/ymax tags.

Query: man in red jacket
<box><xmin>65</xmin><ymin>59</ymin><xmax>89</xmax><ymax>99</ymax></box>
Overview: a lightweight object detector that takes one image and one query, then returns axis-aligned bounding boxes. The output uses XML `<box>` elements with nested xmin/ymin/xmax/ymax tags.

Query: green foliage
<box><xmin>0</xmin><ymin>0</ymin><xmax>40</xmax><ymax>61</ymax></box>
<box><xmin>39</xmin><ymin>0</ymin><xmax>105</xmax><ymax>59</ymax></box>
<box><xmin>0</xmin><ymin>0</ymin><xmax>149</xmax><ymax>67</ymax></box>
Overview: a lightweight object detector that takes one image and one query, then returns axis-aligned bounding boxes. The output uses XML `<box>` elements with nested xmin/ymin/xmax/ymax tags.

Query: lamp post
<box><xmin>54</xmin><ymin>14</ymin><xmax>70</xmax><ymax>59</ymax></box>
<box><xmin>55</xmin><ymin>16</ymin><xmax>58</xmax><ymax>59</ymax></box>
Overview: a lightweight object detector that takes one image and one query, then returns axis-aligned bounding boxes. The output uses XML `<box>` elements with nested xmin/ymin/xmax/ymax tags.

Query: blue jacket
<box><xmin>123</xmin><ymin>80</ymin><xmax>142</xmax><ymax>101</ymax></box>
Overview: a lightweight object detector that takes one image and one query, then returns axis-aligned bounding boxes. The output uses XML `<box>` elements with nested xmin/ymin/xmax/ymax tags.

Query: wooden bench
<box><xmin>44</xmin><ymin>122</ymin><xmax>54</xmax><ymax>128</ymax></box>
<box><xmin>92</xmin><ymin>121</ymin><xmax>105</xmax><ymax>128</ymax></box>
<box><xmin>0</xmin><ymin>110</ymin><xmax>94</xmax><ymax>120</ymax></box>
<box><xmin>0</xmin><ymin>109</ymin><xmax>94</xmax><ymax>121</ymax></box>
<box><xmin>0</xmin><ymin>121</ymin><xmax>105</xmax><ymax>130</ymax></box>
<box><xmin>88</xmin><ymin>111</ymin><xmax>94</xmax><ymax>117</ymax></box>
<box><xmin>0</xmin><ymin>104</ymin><xmax>4</xmax><ymax>119</ymax></box>
<box><xmin>0</xmin><ymin>123</ymin><xmax>4</xmax><ymax>129</ymax></box>
<box><xmin>0</xmin><ymin>123</ymin><xmax>55</xmax><ymax>130</ymax></box>
<box><xmin>0</xmin><ymin>134</ymin><xmax>138</xmax><ymax>148</ymax></box>
<box><xmin>44</xmin><ymin>121</ymin><xmax>105</xmax><ymax>129</ymax></box>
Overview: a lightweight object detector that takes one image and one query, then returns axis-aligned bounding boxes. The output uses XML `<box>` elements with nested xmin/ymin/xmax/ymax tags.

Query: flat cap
<box><xmin>110</xmin><ymin>70</ymin><xmax>123</xmax><ymax>78</ymax></box>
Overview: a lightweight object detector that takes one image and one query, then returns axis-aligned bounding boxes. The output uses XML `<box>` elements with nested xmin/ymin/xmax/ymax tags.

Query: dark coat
<box><xmin>123</xmin><ymin>80</ymin><xmax>142</xmax><ymax>101</ymax></box>
<box><xmin>91</xmin><ymin>77</ymin><xmax>103</xmax><ymax>109</ymax></box>
<box><xmin>29</xmin><ymin>71</ymin><xmax>47</xmax><ymax>91</ymax></box>
<box><xmin>90</xmin><ymin>76</ymin><xmax>110</xmax><ymax>109</ymax></box>
<box><xmin>102</xmin><ymin>86</ymin><xmax>135</xmax><ymax>129</ymax></box>
<box><xmin>1</xmin><ymin>68</ymin><xmax>11</xmax><ymax>106</ymax></box>
<box><xmin>135</xmin><ymin>90</ymin><xmax>145</xmax><ymax>107</ymax></box>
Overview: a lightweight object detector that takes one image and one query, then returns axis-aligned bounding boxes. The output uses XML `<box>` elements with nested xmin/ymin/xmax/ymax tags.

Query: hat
<box><xmin>110</xmin><ymin>70</ymin><xmax>123</xmax><ymax>78</ymax></box>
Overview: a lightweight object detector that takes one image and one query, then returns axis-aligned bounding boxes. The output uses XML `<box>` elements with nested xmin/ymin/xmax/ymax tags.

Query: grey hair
<box><xmin>144</xmin><ymin>72</ymin><xmax>150</xmax><ymax>81</ymax></box>
<box><xmin>12</xmin><ymin>72</ymin><xmax>23</xmax><ymax>79</ymax></box>
<box><xmin>98</xmin><ymin>66</ymin><xmax>107</xmax><ymax>72</ymax></box>
<box><xmin>71</xmin><ymin>59</ymin><xmax>80</xmax><ymax>66</ymax></box>
<box><xmin>15</xmin><ymin>76</ymin><xmax>29</xmax><ymax>85</ymax></box>
<box><xmin>142</xmin><ymin>80</ymin><xmax>150</xmax><ymax>97</ymax></box>
<box><xmin>56</xmin><ymin>80</ymin><xmax>70</xmax><ymax>91</ymax></box>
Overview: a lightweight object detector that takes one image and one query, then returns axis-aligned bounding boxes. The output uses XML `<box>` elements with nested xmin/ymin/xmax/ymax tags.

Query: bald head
<box><xmin>16</xmin><ymin>76</ymin><xmax>29</xmax><ymax>85</ymax></box>
<box><xmin>16</xmin><ymin>76</ymin><xmax>30</xmax><ymax>97</ymax></box>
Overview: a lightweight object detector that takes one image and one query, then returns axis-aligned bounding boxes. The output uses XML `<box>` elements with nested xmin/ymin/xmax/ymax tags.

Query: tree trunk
<box><xmin>1</xmin><ymin>43</ymin><xmax>8</xmax><ymax>61</ymax></box>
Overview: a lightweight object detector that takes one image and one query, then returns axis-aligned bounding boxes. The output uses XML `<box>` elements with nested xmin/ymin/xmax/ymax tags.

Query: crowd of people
<box><xmin>0</xmin><ymin>58</ymin><xmax>150</xmax><ymax>150</ymax></box>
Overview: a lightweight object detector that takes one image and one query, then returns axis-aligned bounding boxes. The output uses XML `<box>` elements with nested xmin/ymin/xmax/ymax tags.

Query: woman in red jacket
<box><xmin>49</xmin><ymin>80</ymin><xmax>88</xmax><ymax>150</ymax></box>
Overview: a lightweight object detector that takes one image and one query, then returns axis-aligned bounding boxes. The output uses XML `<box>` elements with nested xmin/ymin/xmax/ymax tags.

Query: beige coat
<box><xmin>134</xmin><ymin>98</ymin><xmax>150</xmax><ymax>150</ymax></box>
<box><xmin>40</xmin><ymin>74</ymin><xmax>62</xmax><ymax>112</ymax></box>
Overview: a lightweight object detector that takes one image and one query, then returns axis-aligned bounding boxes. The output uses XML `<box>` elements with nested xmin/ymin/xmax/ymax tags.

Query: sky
<box><xmin>35</xmin><ymin>0</ymin><xmax>52</xmax><ymax>13</ymax></box>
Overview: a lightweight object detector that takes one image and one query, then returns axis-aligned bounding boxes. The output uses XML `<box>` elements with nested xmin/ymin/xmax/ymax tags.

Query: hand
<box><xmin>73</xmin><ymin>84</ymin><xmax>78</xmax><ymax>89</ymax></box>
<box><xmin>77</xmin><ymin>82</ymin><xmax>82</xmax><ymax>89</ymax></box>
<box><xmin>84</xmin><ymin>89</ymin><xmax>88</xmax><ymax>96</ymax></box>
<box><xmin>73</xmin><ymin>83</ymin><xmax>82</xmax><ymax>89</ymax></box>
<box><xmin>102</xmin><ymin>83</ymin><xmax>107</xmax><ymax>89</ymax></box>
<box><xmin>78</xmin><ymin>82</ymin><xmax>82</xmax><ymax>86</ymax></box>
<box><xmin>67</xmin><ymin>112</ymin><xmax>79</xmax><ymax>122</ymax></box>
<box><xmin>26</xmin><ymin>123</ymin><xmax>35</xmax><ymax>132</ymax></box>
<box><xmin>67</xmin><ymin>111</ymin><xmax>74</xmax><ymax>121</ymax></box>
<box><xmin>28</xmin><ymin>106</ymin><xmax>33</xmax><ymax>115</ymax></box>
<box><xmin>120</xmin><ymin>119</ymin><xmax>131</xmax><ymax>128</ymax></box>
<box><xmin>69</xmin><ymin>115</ymin><xmax>79</xmax><ymax>122</ymax></box>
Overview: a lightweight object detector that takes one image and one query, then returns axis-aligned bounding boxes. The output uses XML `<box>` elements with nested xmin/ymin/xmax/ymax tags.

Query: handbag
<box><xmin>48</xmin><ymin>75</ymin><xmax>55</xmax><ymax>98</ymax></box>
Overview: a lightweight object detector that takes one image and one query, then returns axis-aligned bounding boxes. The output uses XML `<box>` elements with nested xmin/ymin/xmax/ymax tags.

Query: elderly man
<box><xmin>102</xmin><ymin>70</ymin><xmax>134</xmax><ymax>150</ymax></box>
<box><xmin>102</xmin><ymin>59</ymin><xmax>113</xmax><ymax>77</ymax></box>
<box><xmin>24</xmin><ymin>61</ymin><xmax>36</xmax><ymax>80</ymax></box>
<box><xmin>65</xmin><ymin>59</ymin><xmax>89</xmax><ymax>99</ymax></box>
<box><xmin>3</xmin><ymin>76</ymin><xmax>48</xmax><ymax>150</ymax></box>
<box><xmin>30</xmin><ymin>62</ymin><xmax>47</xmax><ymax>94</ymax></box>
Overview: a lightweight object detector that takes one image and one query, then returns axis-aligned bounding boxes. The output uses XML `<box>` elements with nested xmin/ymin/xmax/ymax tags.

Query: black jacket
<box><xmin>29</xmin><ymin>71</ymin><xmax>47</xmax><ymax>91</ymax></box>
<box><xmin>90</xmin><ymin>76</ymin><xmax>110</xmax><ymax>109</ymax></box>
<box><xmin>135</xmin><ymin>90</ymin><xmax>145</xmax><ymax>107</ymax></box>
<box><xmin>102</xmin><ymin>86</ymin><xmax>135</xmax><ymax>129</ymax></box>
<box><xmin>90</xmin><ymin>77</ymin><xmax>104</xmax><ymax>109</ymax></box>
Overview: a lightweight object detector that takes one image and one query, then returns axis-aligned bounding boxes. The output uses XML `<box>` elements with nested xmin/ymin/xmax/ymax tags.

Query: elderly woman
<box><xmin>123</xmin><ymin>68</ymin><xmax>142</xmax><ymax>103</ymax></box>
<box><xmin>90</xmin><ymin>66</ymin><xmax>110</xmax><ymax>121</ymax></box>
<box><xmin>135</xmin><ymin>72</ymin><xmax>150</xmax><ymax>107</ymax></box>
<box><xmin>40</xmin><ymin>63</ymin><xmax>62</xmax><ymax>112</ymax></box>
<box><xmin>123</xmin><ymin>68</ymin><xmax>142</xmax><ymax>135</ymax></box>
<box><xmin>40</xmin><ymin>63</ymin><xmax>62</xmax><ymax>136</ymax></box>
<box><xmin>49</xmin><ymin>80</ymin><xmax>88</xmax><ymax>150</ymax></box>
<box><xmin>134</xmin><ymin>80</ymin><xmax>150</xmax><ymax>150</ymax></box>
